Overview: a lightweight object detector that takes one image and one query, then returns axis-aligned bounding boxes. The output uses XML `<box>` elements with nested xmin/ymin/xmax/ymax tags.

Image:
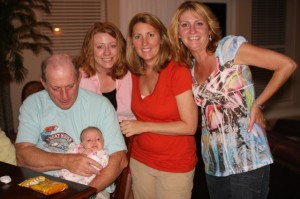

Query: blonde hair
<box><xmin>168</xmin><ymin>1</ymin><xmax>222</xmax><ymax>67</ymax></box>
<box><xmin>77</xmin><ymin>22</ymin><xmax>128</xmax><ymax>80</ymax></box>
<box><xmin>126</xmin><ymin>12</ymin><xmax>172</xmax><ymax>75</ymax></box>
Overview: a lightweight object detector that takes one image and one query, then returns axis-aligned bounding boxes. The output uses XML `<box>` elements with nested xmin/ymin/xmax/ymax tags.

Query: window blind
<box><xmin>41</xmin><ymin>0</ymin><xmax>106</xmax><ymax>57</ymax></box>
<box><xmin>251</xmin><ymin>0</ymin><xmax>291</xmax><ymax>103</ymax></box>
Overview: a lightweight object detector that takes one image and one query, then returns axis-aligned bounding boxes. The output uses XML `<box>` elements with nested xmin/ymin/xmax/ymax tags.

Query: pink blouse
<box><xmin>80</xmin><ymin>72</ymin><xmax>136</xmax><ymax>122</ymax></box>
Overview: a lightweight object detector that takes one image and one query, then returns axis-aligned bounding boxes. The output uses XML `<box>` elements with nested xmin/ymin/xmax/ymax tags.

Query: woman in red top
<box><xmin>120</xmin><ymin>12</ymin><xmax>198</xmax><ymax>199</ymax></box>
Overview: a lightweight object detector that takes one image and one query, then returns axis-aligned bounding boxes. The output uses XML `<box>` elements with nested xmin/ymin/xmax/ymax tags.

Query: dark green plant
<box><xmin>0</xmin><ymin>0</ymin><xmax>52</xmax><ymax>139</ymax></box>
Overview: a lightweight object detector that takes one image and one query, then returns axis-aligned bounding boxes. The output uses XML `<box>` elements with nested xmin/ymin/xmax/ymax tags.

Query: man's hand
<box><xmin>16</xmin><ymin>142</ymin><xmax>101</xmax><ymax>176</ymax></box>
<box><xmin>64</xmin><ymin>153</ymin><xmax>103</xmax><ymax>177</ymax></box>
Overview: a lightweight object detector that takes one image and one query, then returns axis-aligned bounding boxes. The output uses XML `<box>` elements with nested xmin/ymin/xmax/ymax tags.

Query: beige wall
<box><xmin>11</xmin><ymin>0</ymin><xmax>300</xmax><ymax>132</ymax></box>
<box><xmin>107</xmin><ymin>0</ymin><xmax>120</xmax><ymax>27</ymax></box>
<box><xmin>235</xmin><ymin>0</ymin><xmax>252</xmax><ymax>40</ymax></box>
<box><xmin>118</xmin><ymin>0</ymin><xmax>185</xmax><ymax>35</ymax></box>
<box><xmin>10</xmin><ymin>51</ymin><xmax>44</xmax><ymax>132</ymax></box>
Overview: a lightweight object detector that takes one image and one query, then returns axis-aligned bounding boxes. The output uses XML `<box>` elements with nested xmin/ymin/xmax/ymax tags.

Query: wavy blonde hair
<box><xmin>168</xmin><ymin>1</ymin><xmax>222</xmax><ymax>67</ymax></box>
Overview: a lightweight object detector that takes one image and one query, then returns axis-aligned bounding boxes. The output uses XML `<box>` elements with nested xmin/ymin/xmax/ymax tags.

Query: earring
<box><xmin>209</xmin><ymin>34</ymin><xmax>212</xmax><ymax>41</ymax></box>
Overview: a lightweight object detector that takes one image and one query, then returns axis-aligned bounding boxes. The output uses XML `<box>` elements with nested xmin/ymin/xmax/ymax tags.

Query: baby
<box><xmin>55</xmin><ymin>127</ymin><xmax>109</xmax><ymax>198</ymax></box>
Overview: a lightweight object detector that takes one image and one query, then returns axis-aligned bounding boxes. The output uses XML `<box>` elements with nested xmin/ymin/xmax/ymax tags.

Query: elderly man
<box><xmin>15</xmin><ymin>53</ymin><xmax>127</xmax><ymax>198</ymax></box>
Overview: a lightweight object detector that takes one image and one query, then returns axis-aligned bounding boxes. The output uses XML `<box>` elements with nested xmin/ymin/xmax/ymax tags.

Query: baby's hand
<box><xmin>78</xmin><ymin>146</ymin><xmax>91</xmax><ymax>154</ymax></box>
<box><xmin>81</xmin><ymin>148</ymin><xmax>94</xmax><ymax>156</ymax></box>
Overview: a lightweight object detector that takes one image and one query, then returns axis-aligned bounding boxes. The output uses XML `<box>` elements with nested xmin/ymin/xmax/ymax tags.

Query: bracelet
<box><xmin>253</xmin><ymin>101</ymin><xmax>264</xmax><ymax>110</ymax></box>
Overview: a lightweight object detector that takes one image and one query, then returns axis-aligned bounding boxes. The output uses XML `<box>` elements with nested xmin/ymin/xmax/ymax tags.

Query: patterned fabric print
<box><xmin>192</xmin><ymin>36</ymin><xmax>273</xmax><ymax>177</ymax></box>
<box><xmin>41</xmin><ymin>125</ymin><xmax>74</xmax><ymax>153</ymax></box>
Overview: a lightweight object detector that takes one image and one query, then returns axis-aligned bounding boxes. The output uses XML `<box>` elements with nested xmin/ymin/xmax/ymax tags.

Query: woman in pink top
<box><xmin>77</xmin><ymin>22</ymin><xmax>135</xmax><ymax>199</ymax></box>
<box><xmin>78</xmin><ymin>22</ymin><xmax>135</xmax><ymax>122</ymax></box>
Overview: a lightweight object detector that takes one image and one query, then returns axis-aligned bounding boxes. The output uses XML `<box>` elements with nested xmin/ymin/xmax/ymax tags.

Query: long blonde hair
<box><xmin>126</xmin><ymin>12</ymin><xmax>172</xmax><ymax>75</ymax></box>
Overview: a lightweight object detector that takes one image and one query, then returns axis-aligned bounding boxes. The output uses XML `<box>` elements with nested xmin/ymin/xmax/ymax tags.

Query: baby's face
<box><xmin>81</xmin><ymin>129</ymin><xmax>104</xmax><ymax>150</ymax></box>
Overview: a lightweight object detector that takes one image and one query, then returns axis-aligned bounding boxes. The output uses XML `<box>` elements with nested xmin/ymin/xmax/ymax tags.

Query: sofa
<box><xmin>267</xmin><ymin>119</ymin><xmax>300</xmax><ymax>198</ymax></box>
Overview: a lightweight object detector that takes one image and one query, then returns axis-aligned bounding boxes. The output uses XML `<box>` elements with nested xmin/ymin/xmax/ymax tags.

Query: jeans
<box><xmin>206</xmin><ymin>165</ymin><xmax>270</xmax><ymax>199</ymax></box>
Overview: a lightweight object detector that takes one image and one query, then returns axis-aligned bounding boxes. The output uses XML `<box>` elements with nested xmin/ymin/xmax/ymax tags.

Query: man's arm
<box><xmin>16</xmin><ymin>142</ymin><xmax>102</xmax><ymax>176</ymax></box>
<box><xmin>88</xmin><ymin>150</ymin><xmax>128</xmax><ymax>192</ymax></box>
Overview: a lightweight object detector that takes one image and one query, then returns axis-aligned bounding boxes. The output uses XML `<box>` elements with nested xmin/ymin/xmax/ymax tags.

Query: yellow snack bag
<box><xmin>19</xmin><ymin>176</ymin><xmax>68</xmax><ymax>195</ymax></box>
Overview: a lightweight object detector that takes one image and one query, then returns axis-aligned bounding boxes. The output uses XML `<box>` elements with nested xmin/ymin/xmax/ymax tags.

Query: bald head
<box><xmin>40</xmin><ymin>53</ymin><xmax>81</xmax><ymax>110</ymax></box>
<box><xmin>41</xmin><ymin>54</ymin><xmax>79</xmax><ymax>82</ymax></box>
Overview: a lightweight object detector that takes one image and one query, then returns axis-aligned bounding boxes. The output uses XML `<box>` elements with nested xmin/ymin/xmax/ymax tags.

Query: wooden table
<box><xmin>0</xmin><ymin>161</ymin><xmax>97</xmax><ymax>199</ymax></box>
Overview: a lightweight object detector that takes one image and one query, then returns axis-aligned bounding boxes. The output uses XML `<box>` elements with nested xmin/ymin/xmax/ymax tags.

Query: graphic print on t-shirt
<box><xmin>41</xmin><ymin>125</ymin><xmax>74</xmax><ymax>153</ymax></box>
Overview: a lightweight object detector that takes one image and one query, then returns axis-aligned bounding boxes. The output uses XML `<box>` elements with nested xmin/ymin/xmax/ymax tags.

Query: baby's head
<box><xmin>80</xmin><ymin>127</ymin><xmax>104</xmax><ymax>150</ymax></box>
